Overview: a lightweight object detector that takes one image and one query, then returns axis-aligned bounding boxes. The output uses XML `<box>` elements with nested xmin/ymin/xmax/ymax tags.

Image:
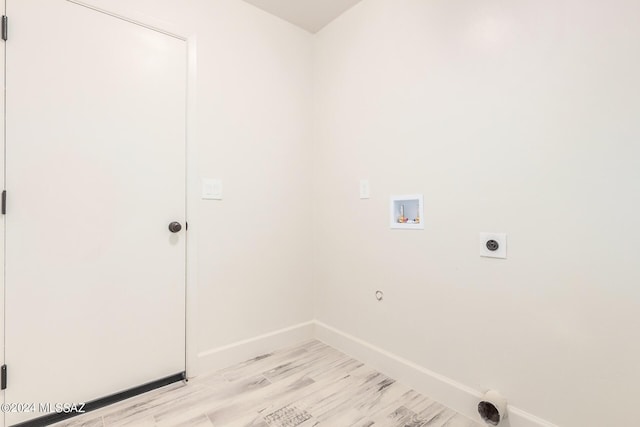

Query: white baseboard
<box><xmin>196</xmin><ymin>320</ymin><xmax>556</xmax><ymax>427</ymax></box>
<box><xmin>197</xmin><ymin>320</ymin><xmax>315</xmax><ymax>375</ymax></box>
<box><xmin>314</xmin><ymin>320</ymin><xmax>558</xmax><ymax>427</ymax></box>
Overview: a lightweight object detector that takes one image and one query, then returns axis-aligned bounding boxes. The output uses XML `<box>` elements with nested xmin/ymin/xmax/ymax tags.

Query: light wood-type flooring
<box><xmin>52</xmin><ymin>340</ymin><xmax>483</xmax><ymax>427</ymax></box>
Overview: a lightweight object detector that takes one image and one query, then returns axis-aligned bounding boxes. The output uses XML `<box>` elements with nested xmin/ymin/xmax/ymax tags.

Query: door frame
<box><xmin>0</xmin><ymin>2</ymin><xmax>199</xmax><ymax>424</ymax></box>
<box><xmin>0</xmin><ymin>1</ymin><xmax>5</xmax><ymax>426</ymax></box>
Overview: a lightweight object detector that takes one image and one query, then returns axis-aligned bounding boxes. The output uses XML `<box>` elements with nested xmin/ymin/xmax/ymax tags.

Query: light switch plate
<box><xmin>202</xmin><ymin>179</ymin><xmax>222</xmax><ymax>200</ymax></box>
<box><xmin>360</xmin><ymin>179</ymin><xmax>370</xmax><ymax>199</ymax></box>
<box><xmin>480</xmin><ymin>232</ymin><xmax>507</xmax><ymax>259</ymax></box>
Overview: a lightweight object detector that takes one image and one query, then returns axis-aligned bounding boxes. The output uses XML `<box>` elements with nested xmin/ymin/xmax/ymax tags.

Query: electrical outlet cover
<box><xmin>202</xmin><ymin>178</ymin><xmax>223</xmax><ymax>200</ymax></box>
<box><xmin>359</xmin><ymin>179</ymin><xmax>370</xmax><ymax>199</ymax></box>
<box><xmin>479</xmin><ymin>232</ymin><xmax>507</xmax><ymax>259</ymax></box>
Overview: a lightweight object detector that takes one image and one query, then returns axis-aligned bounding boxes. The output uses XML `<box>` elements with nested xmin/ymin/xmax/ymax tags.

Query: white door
<box><xmin>4</xmin><ymin>1</ymin><xmax>187</xmax><ymax>425</ymax></box>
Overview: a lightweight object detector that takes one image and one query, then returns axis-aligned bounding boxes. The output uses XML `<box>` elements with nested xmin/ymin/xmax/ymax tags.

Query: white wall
<box><xmin>3</xmin><ymin>1</ymin><xmax>638</xmax><ymax>425</ymax></box>
<box><xmin>84</xmin><ymin>0</ymin><xmax>315</xmax><ymax>363</ymax></box>
<box><xmin>312</xmin><ymin>1</ymin><xmax>640</xmax><ymax>426</ymax></box>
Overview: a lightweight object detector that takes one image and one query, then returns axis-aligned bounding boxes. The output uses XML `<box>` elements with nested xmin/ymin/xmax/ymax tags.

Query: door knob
<box><xmin>168</xmin><ymin>222</ymin><xmax>182</xmax><ymax>233</ymax></box>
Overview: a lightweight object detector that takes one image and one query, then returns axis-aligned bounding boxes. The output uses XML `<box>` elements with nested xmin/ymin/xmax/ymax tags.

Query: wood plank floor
<box><xmin>52</xmin><ymin>340</ymin><xmax>483</xmax><ymax>427</ymax></box>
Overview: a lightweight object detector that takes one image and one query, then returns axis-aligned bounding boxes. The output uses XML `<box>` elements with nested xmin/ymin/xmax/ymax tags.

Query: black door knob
<box><xmin>168</xmin><ymin>222</ymin><xmax>182</xmax><ymax>233</ymax></box>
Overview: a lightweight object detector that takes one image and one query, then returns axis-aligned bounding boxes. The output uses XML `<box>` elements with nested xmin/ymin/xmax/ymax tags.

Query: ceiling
<box><xmin>242</xmin><ymin>0</ymin><xmax>363</xmax><ymax>33</ymax></box>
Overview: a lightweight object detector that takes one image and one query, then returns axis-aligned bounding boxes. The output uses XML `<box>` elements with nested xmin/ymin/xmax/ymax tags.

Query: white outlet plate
<box><xmin>479</xmin><ymin>232</ymin><xmax>507</xmax><ymax>259</ymax></box>
<box><xmin>202</xmin><ymin>178</ymin><xmax>223</xmax><ymax>200</ymax></box>
<box><xmin>359</xmin><ymin>179</ymin><xmax>370</xmax><ymax>199</ymax></box>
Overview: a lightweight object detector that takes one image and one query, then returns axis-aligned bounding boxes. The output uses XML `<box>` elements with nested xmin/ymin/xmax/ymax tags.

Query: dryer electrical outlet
<box><xmin>479</xmin><ymin>232</ymin><xmax>507</xmax><ymax>259</ymax></box>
